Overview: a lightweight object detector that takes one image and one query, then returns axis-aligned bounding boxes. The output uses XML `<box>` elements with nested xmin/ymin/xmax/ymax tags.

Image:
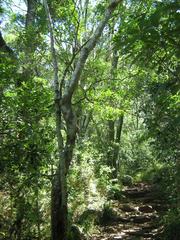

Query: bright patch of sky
<box><xmin>7</xmin><ymin>0</ymin><xmax>26</xmax><ymax>14</ymax></box>
<box><xmin>0</xmin><ymin>0</ymin><xmax>26</xmax><ymax>29</ymax></box>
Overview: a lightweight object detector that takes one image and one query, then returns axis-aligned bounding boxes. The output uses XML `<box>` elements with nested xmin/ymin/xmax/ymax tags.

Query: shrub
<box><xmin>162</xmin><ymin>209</ymin><xmax>180</xmax><ymax>240</ymax></box>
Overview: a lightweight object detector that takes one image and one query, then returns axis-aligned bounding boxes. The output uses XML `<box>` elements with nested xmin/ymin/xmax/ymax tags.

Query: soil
<box><xmin>91</xmin><ymin>183</ymin><xmax>167</xmax><ymax>240</ymax></box>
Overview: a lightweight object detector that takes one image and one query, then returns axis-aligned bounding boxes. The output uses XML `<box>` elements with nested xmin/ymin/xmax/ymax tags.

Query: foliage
<box><xmin>100</xmin><ymin>202</ymin><xmax>118</xmax><ymax>225</ymax></box>
<box><xmin>0</xmin><ymin>0</ymin><xmax>179</xmax><ymax>239</ymax></box>
<box><xmin>162</xmin><ymin>209</ymin><xmax>180</xmax><ymax>240</ymax></box>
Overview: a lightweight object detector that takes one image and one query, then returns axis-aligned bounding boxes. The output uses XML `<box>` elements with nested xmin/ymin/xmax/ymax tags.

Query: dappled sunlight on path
<box><xmin>91</xmin><ymin>183</ymin><xmax>166</xmax><ymax>240</ymax></box>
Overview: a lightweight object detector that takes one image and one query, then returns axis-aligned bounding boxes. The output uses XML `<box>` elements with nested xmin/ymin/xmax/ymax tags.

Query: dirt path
<box><xmin>91</xmin><ymin>183</ymin><xmax>167</xmax><ymax>240</ymax></box>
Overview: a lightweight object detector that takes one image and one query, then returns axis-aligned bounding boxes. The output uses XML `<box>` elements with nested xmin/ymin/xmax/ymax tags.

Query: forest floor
<box><xmin>91</xmin><ymin>183</ymin><xmax>167</xmax><ymax>240</ymax></box>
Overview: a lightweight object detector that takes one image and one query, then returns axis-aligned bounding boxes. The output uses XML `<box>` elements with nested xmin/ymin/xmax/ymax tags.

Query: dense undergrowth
<box><xmin>68</xmin><ymin>159</ymin><xmax>180</xmax><ymax>240</ymax></box>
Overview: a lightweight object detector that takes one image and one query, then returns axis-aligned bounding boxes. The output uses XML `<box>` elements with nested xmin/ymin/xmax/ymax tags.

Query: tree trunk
<box><xmin>25</xmin><ymin>0</ymin><xmax>36</xmax><ymax>28</ymax></box>
<box><xmin>107</xmin><ymin>48</ymin><xmax>122</xmax><ymax>177</ymax></box>
<box><xmin>176</xmin><ymin>157</ymin><xmax>180</xmax><ymax>208</ymax></box>
<box><xmin>113</xmin><ymin>115</ymin><xmax>124</xmax><ymax>177</ymax></box>
<box><xmin>107</xmin><ymin>120</ymin><xmax>115</xmax><ymax>167</ymax></box>
<box><xmin>43</xmin><ymin>1</ymin><xmax>66</xmax><ymax>239</ymax></box>
<box><xmin>44</xmin><ymin>1</ymin><xmax>123</xmax><ymax>239</ymax></box>
<box><xmin>51</xmin><ymin>171</ymin><xmax>67</xmax><ymax>240</ymax></box>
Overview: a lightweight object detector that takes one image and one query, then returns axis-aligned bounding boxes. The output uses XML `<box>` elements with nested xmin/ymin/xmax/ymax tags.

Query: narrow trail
<box><xmin>92</xmin><ymin>183</ymin><xmax>167</xmax><ymax>240</ymax></box>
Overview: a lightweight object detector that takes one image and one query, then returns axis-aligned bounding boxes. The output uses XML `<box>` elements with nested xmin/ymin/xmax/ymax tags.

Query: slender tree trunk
<box><xmin>44</xmin><ymin>1</ymin><xmax>123</xmax><ymax>239</ymax></box>
<box><xmin>106</xmin><ymin>45</ymin><xmax>124</xmax><ymax>178</ymax></box>
<box><xmin>35</xmin><ymin>177</ymin><xmax>41</xmax><ymax>240</ymax></box>
<box><xmin>113</xmin><ymin>115</ymin><xmax>124</xmax><ymax>176</ymax></box>
<box><xmin>107</xmin><ymin>120</ymin><xmax>115</xmax><ymax>167</ymax></box>
<box><xmin>176</xmin><ymin>157</ymin><xmax>180</xmax><ymax>208</ymax></box>
<box><xmin>43</xmin><ymin>1</ymin><xmax>66</xmax><ymax>239</ymax></box>
<box><xmin>51</xmin><ymin>170</ymin><xmax>67</xmax><ymax>240</ymax></box>
<box><xmin>107</xmin><ymin>49</ymin><xmax>121</xmax><ymax>177</ymax></box>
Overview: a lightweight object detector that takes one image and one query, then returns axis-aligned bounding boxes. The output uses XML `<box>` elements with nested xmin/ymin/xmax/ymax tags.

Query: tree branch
<box><xmin>62</xmin><ymin>0</ymin><xmax>123</xmax><ymax>103</ymax></box>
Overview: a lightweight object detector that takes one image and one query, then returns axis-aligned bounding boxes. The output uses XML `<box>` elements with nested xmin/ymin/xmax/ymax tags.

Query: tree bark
<box><xmin>113</xmin><ymin>115</ymin><xmax>124</xmax><ymax>176</ymax></box>
<box><xmin>176</xmin><ymin>157</ymin><xmax>180</xmax><ymax>209</ymax></box>
<box><xmin>44</xmin><ymin>1</ymin><xmax>123</xmax><ymax>239</ymax></box>
<box><xmin>25</xmin><ymin>0</ymin><xmax>36</xmax><ymax>28</ymax></box>
<box><xmin>43</xmin><ymin>1</ymin><xmax>66</xmax><ymax>239</ymax></box>
<box><xmin>107</xmin><ymin>48</ymin><xmax>123</xmax><ymax>177</ymax></box>
<box><xmin>107</xmin><ymin>120</ymin><xmax>115</xmax><ymax>167</ymax></box>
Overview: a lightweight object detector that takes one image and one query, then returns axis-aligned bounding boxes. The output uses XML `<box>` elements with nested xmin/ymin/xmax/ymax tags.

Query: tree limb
<box><xmin>62</xmin><ymin>0</ymin><xmax>123</xmax><ymax>103</ymax></box>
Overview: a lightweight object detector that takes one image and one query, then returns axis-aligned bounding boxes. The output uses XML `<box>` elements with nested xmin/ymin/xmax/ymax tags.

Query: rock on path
<box><xmin>91</xmin><ymin>183</ymin><xmax>166</xmax><ymax>240</ymax></box>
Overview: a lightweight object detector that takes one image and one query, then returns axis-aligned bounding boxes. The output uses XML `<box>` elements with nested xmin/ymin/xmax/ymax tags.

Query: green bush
<box><xmin>77</xmin><ymin>209</ymin><xmax>102</xmax><ymax>234</ymax></box>
<box><xmin>121</xmin><ymin>175</ymin><xmax>133</xmax><ymax>186</ymax></box>
<box><xmin>100</xmin><ymin>203</ymin><xmax>118</xmax><ymax>224</ymax></box>
<box><xmin>162</xmin><ymin>209</ymin><xmax>180</xmax><ymax>240</ymax></box>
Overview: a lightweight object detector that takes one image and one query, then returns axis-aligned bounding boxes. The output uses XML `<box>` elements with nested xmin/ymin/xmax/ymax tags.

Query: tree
<box><xmin>44</xmin><ymin>1</ymin><xmax>123</xmax><ymax>239</ymax></box>
<box><xmin>0</xmin><ymin>1</ymin><xmax>54</xmax><ymax>238</ymax></box>
<box><xmin>115</xmin><ymin>0</ymin><xmax>180</xmax><ymax>205</ymax></box>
